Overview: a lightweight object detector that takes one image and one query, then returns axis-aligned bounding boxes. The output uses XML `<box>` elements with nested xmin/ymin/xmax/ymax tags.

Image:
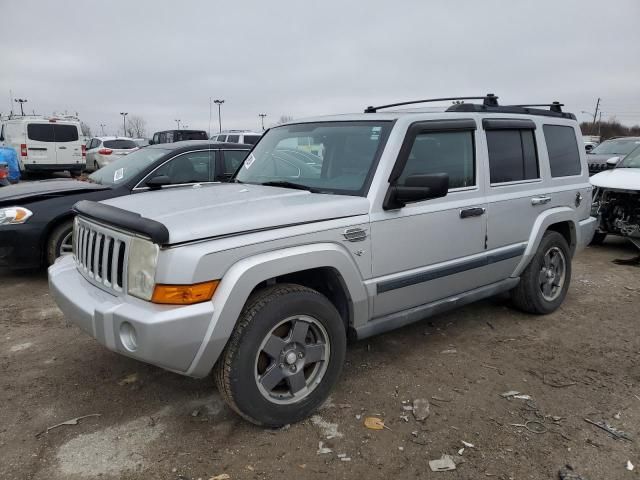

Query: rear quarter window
<box><xmin>543</xmin><ymin>125</ymin><xmax>582</xmax><ymax>177</ymax></box>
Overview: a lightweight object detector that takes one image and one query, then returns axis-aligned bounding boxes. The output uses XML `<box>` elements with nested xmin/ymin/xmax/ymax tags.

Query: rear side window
<box><xmin>227</xmin><ymin>135</ymin><xmax>240</xmax><ymax>143</ymax></box>
<box><xmin>54</xmin><ymin>125</ymin><xmax>79</xmax><ymax>142</ymax></box>
<box><xmin>27</xmin><ymin>124</ymin><xmax>55</xmax><ymax>142</ymax></box>
<box><xmin>487</xmin><ymin>130</ymin><xmax>539</xmax><ymax>183</ymax></box>
<box><xmin>217</xmin><ymin>135</ymin><xmax>227</xmax><ymax>142</ymax></box>
<box><xmin>543</xmin><ymin>125</ymin><xmax>581</xmax><ymax>177</ymax></box>
<box><xmin>104</xmin><ymin>139</ymin><xmax>137</xmax><ymax>149</ymax></box>
<box><xmin>223</xmin><ymin>150</ymin><xmax>249</xmax><ymax>175</ymax></box>
<box><xmin>243</xmin><ymin>135</ymin><xmax>260</xmax><ymax>145</ymax></box>
<box><xmin>177</xmin><ymin>131</ymin><xmax>208</xmax><ymax>141</ymax></box>
<box><xmin>397</xmin><ymin>130</ymin><xmax>475</xmax><ymax>189</ymax></box>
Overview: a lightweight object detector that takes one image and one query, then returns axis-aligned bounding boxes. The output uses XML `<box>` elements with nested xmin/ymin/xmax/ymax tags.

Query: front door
<box><xmin>370</xmin><ymin>120</ymin><xmax>488</xmax><ymax>318</ymax></box>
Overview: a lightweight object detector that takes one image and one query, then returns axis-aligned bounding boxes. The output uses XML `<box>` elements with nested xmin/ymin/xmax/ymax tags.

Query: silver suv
<box><xmin>49</xmin><ymin>95</ymin><xmax>597</xmax><ymax>426</ymax></box>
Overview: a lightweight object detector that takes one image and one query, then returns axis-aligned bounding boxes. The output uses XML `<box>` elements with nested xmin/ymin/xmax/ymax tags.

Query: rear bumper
<box><xmin>24</xmin><ymin>163</ymin><xmax>85</xmax><ymax>172</ymax></box>
<box><xmin>576</xmin><ymin>216</ymin><xmax>598</xmax><ymax>250</ymax></box>
<box><xmin>48</xmin><ymin>255</ymin><xmax>215</xmax><ymax>375</ymax></box>
<box><xmin>0</xmin><ymin>223</ymin><xmax>42</xmax><ymax>268</ymax></box>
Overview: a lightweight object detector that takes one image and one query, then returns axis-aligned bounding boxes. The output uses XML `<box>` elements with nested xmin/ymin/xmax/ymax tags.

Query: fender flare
<box><xmin>511</xmin><ymin>207</ymin><xmax>577</xmax><ymax>277</ymax></box>
<box><xmin>186</xmin><ymin>242</ymin><xmax>368</xmax><ymax>377</ymax></box>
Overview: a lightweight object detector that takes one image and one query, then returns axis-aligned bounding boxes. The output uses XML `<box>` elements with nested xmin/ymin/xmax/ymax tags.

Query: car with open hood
<box><xmin>0</xmin><ymin>141</ymin><xmax>250</xmax><ymax>268</ymax></box>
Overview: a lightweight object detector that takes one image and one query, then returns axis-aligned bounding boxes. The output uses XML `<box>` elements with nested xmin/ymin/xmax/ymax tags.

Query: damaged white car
<box><xmin>590</xmin><ymin>145</ymin><xmax>640</xmax><ymax>264</ymax></box>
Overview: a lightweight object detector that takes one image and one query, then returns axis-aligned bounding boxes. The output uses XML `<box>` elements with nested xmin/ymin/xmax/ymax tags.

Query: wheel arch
<box><xmin>40</xmin><ymin>212</ymin><xmax>75</xmax><ymax>264</ymax></box>
<box><xmin>186</xmin><ymin>243</ymin><xmax>368</xmax><ymax>377</ymax></box>
<box><xmin>511</xmin><ymin>207</ymin><xmax>577</xmax><ymax>277</ymax></box>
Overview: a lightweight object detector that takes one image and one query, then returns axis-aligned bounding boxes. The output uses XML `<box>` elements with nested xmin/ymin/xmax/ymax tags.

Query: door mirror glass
<box><xmin>146</xmin><ymin>175</ymin><xmax>171</xmax><ymax>189</ymax></box>
<box><xmin>384</xmin><ymin>173</ymin><xmax>449</xmax><ymax>210</ymax></box>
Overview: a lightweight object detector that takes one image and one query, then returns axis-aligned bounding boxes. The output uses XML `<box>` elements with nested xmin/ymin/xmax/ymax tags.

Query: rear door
<box><xmin>53</xmin><ymin>123</ymin><xmax>82</xmax><ymax>166</ymax></box>
<box><xmin>26</xmin><ymin>122</ymin><xmax>56</xmax><ymax>165</ymax></box>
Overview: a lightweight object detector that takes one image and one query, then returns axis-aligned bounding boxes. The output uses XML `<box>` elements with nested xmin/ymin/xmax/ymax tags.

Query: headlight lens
<box><xmin>0</xmin><ymin>207</ymin><xmax>33</xmax><ymax>225</ymax></box>
<box><xmin>127</xmin><ymin>237</ymin><xmax>159</xmax><ymax>301</ymax></box>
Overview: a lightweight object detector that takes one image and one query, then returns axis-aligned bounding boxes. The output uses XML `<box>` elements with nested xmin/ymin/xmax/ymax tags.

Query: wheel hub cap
<box><xmin>285</xmin><ymin>351</ymin><xmax>297</xmax><ymax>365</ymax></box>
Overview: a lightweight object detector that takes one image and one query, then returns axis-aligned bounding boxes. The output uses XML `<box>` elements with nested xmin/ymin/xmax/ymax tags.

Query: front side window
<box><xmin>89</xmin><ymin>147</ymin><xmax>170</xmax><ymax>186</ymax></box>
<box><xmin>150</xmin><ymin>150</ymin><xmax>215</xmax><ymax>184</ymax></box>
<box><xmin>543</xmin><ymin>125</ymin><xmax>581</xmax><ymax>177</ymax></box>
<box><xmin>27</xmin><ymin>123</ymin><xmax>55</xmax><ymax>142</ymax></box>
<box><xmin>227</xmin><ymin>135</ymin><xmax>239</xmax><ymax>143</ymax></box>
<box><xmin>487</xmin><ymin>129</ymin><xmax>539</xmax><ymax>183</ymax></box>
<box><xmin>165</xmin><ymin>131</ymin><xmax>174</xmax><ymax>143</ymax></box>
<box><xmin>217</xmin><ymin>135</ymin><xmax>227</xmax><ymax>142</ymax></box>
<box><xmin>235</xmin><ymin>121</ymin><xmax>391</xmax><ymax>196</ymax></box>
<box><xmin>397</xmin><ymin>130</ymin><xmax>475</xmax><ymax>189</ymax></box>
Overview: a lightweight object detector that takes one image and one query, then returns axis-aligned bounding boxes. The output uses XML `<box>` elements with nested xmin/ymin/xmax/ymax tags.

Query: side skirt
<box><xmin>354</xmin><ymin>277</ymin><xmax>519</xmax><ymax>340</ymax></box>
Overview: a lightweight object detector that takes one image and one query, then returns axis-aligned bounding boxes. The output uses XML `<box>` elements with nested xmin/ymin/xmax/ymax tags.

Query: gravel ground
<box><xmin>1</xmin><ymin>238</ymin><xmax>639</xmax><ymax>480</ymax></box>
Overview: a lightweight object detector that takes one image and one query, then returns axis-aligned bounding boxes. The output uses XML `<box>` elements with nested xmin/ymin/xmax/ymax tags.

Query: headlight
<box><xmin>127</xmin><ymin>237</ymin><xmax>159</xmax><ymax>301</ymax></box>
<box><xmin>0</xmin><ymin>207</ymin><xmax>33</xmax><ymax>225</ymax></box>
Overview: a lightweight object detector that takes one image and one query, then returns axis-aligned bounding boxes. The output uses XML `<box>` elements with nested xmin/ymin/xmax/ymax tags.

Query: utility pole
<box><xmin>175</xmin><ymin>119</ymin><xmax>181</xmax><ymax>130</ymax></box>
<box><xmin>14</xmin><ymin>98</ymin><xmax>27</xmax><ymax>116</ymax></box>
<box><xmin>100</xmin><ymin>124</ymin><xmax>106</xmax><ymax>135</ymax></box>
<box><xmin>209</xmin><ymin>97</ymin><xmax>212</xmax><ymax>137</ymax></box>
<box><xmin>598</xmin><ymin>111</ymin><xmax>602</xmax><ymax>138</ymax></box>
<box><xmin>592</xmin><ymin>98</ymin><xmax>601</xmax><ymax>128</ymax></box>
<box><xmin>214</xmin><ymin>99</ymin><xmax>224</xmax><ymax>133</ymax></box>
<box><xmin>120</xmin><ymin>112</ymin><xmax>128</xmax><ymax>136</ymax></box>
<box><xmin>259</xmin><ymin>113</ymin><xmax>267</xmax><ymax>131</ymax></box>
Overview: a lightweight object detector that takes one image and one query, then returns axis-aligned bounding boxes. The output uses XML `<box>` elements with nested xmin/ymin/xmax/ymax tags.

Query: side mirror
<box><xmin>146</xmin><ymin>175</ymin><xmax>171</xmax><ymax>189</ymax></box>
<box><xmin>383</xmin><ymin>173</ymin><xmax>449</xmax><ymax>210</ymax></box>
<box><xmin>606</xmin><ymin>156</ymin><xmax>620</xmax><ymax>167</ymax></box>
<box><xmin>585</xmin><ymin>144</ymin><xmax>594</xmax><ymax>152</ymax></box>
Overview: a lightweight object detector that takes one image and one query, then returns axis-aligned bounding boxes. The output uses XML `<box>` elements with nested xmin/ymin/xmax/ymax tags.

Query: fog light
<box><xmin>120</xmin><ymin>321</ymin><xmax>138</xmax><ymax>352</ymax></box>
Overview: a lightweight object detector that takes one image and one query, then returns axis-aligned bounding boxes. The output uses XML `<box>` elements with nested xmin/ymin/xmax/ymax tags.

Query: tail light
<box><xmin>98</xmin><ymin>148</ymin><xmax>113</xmax><ymax>155</ymax></box>
<box><xmin>0</xmin><ymin>164</ymin><xmax>8</xmax><ymax>179</ymax></box>
<box><xmin>20</xmin><ymin>144</ymin><xmax>27</xmax><ymax>157</ymax></box>
<box><xmin>81</xmin><ymin>144</ymin><xmax>86</xmax><ymax>158</ymax></box>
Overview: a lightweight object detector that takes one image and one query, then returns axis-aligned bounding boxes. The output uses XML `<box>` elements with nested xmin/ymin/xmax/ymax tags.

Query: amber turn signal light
<box><xmin>151</xmin><ymin>280</ymin><xmax>219</xmax><ymax>305</ymax></box>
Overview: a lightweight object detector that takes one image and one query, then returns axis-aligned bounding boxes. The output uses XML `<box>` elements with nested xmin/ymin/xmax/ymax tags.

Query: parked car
<box><xmin>49</xmin><ymin>94</ymin><xmax>596</xmax><ymax>427</ymax></box>
<box><xmin>85</xmin><ymin>137</ymin><xmax>138</xmax><ymax>171</ymax></box>
<box><xmin>590</xmin><ymin>144</ymin><xmax>640</xmax><ymax>253</ymax></box>
<box><xmin>587</xmin><ymin>136</ymin><xmax>640</xmax><ymax>175</ymax></box>
<box><xmin>0</xmin><ymin>141</ymin><xmax>250</xmax><ymax>268</ymax></box>
<box><xmin>212</xmin><ymin>130</ymin><xmax>262</xmax><ymax>145</ymax></box>
<box><xmin>150</xmin><ymin>130</ymin><xmax>208</xmax><ymax>145</ymax></box>
<box><xmin>0</xmin><ymin>116</ymin><xmax>85</xmax><ymax>175</ymax></box>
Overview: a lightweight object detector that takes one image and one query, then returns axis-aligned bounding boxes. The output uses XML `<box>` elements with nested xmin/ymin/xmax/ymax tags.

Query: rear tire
<box><xmin>589</xmin><ymin>231</ymin><xmax>607</xmax><ymax>246</ymax></box>
<box><xmin>511</xmin><ymin>231</ymin><xmax>571</xmax><ymax>315</ymax></box>
<box><xmin>46</xmin><ymin>220</ymin><xmax>73</xmax><ymax>266</ymax></box>
<box><xmin>214</xmin><ymin>284</ymin><xmax>346</xmax><ymax>427</ymax></box>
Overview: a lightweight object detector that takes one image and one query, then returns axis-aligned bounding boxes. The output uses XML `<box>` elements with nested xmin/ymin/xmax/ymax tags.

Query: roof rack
<box><xmin>364</xmin><ymin>94</ymin><xmax>498</xmax><ymax>113</ymax></box>
<box><xmin>508</xmin><ymin>102</ymin><xmax>564</xmax><ymax>113</ymax></box>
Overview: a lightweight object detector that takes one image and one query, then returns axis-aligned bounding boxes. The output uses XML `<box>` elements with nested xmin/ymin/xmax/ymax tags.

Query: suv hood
<box><xmin>590</xmin><ymin>168</ymin><xmax>640</xmax><ymax>191</ymax></box>
<box><xmin>0</xmin><ymin>179</ymin><xmax>108</xmax><ymax>205</ymax></box>
<box><xmin>101</xmin><ymin>183</ymin><xmax>370</xmax><ymax>244</ymax></box>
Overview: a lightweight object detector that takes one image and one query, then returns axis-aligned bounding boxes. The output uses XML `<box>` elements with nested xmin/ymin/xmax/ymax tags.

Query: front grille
<box><xmin>74</xmin><ymin>217</ymin><xmax>130</xmax><ymax>293</ymax></box>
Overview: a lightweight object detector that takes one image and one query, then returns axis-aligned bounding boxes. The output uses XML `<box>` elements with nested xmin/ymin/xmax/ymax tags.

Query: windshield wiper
<box><xmin>260</xmin><ymin>181</ymin><xmax>319</xmax><ymax>193</ymax></box>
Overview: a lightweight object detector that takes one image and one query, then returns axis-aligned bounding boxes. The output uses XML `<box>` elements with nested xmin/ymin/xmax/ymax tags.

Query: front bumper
<box><xmin>577</xmin><ymin>216</ymin><xmax>598</xmax><ymax>250</ymax></box>
<box><xmin>48</xmin><ymin>255</ymin><xmax>214</xmax><ymax>375</ymax></box>
<box><xmin>0</xmin><ymin>223</ymin><xmax>43</xmax><ymax>268</ymax></box>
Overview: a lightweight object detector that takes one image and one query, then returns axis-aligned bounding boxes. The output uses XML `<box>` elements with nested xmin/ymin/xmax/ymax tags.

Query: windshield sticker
<box><xmin>113</xmin><ymin>168</ymin><xmax>124</xmax><ymax>182</ymax></box>
<box><xmin>371</xmin><ymin>126</ymin><xmax>381</xmax><ymax>140</ymax></box>
<box><xmin>244</xmin><ymin>153</ymin><xmax>256</xmax><ymax>169</ymax></box>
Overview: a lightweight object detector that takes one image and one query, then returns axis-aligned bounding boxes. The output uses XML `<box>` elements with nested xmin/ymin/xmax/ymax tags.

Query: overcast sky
<box><xmin>2</xmin><ymin>0</ymin><xmax>639</xmax><ymax>137</ymax></box>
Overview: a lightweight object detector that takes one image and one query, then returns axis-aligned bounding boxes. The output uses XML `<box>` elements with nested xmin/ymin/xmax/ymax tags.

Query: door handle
<box><xmin>531</xmin><ymin>196</ymin><xmax>551</xmax><ymax>205</ymax></box>
<box><xmin>58</xmin><ymin>146</ymin><xmax>67</xmax><ymax>150</ymax></box>
<box><xmin>460</xmin><ymin>207</ymin><xmax>486</xmax><ymax>218</ymax></box>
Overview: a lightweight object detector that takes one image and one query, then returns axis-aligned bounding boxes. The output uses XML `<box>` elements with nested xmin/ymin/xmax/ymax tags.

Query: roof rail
<box><xmin>364</xmin><ymin>94</ymin><xmax>499</xmax><ymax>113</ymax></box>
<box><xmin>508</xmin><ymin>102</ymin><xmax>564</xmax><ymax>113</ymax></box>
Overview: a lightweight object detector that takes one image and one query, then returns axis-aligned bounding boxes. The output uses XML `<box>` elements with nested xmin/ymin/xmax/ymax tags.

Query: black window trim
<box><xmin>387</xmin><ymin>119</ymin><xmax>478</xmax><ymax>192</ymax></box>
<box><xmin>133</xmin><ymin>148</ymin><xmax>220</xmax><ymax>191</ymax></box>
<box><xmin>485</xmin><ymin>124</ymin><xmax>541</xmax><ymax>186</ymax></box>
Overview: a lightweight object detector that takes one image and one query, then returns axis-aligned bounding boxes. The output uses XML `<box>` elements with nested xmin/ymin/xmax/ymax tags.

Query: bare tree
<box><xmin>125</xmin><ymin>115</ymin><xmax>147</xmax><ymax>138</ymax></box>
<box><xmin>80</xmin><ymin>121</ymin><xmax>92</xmax><ymax>137</ymax></box>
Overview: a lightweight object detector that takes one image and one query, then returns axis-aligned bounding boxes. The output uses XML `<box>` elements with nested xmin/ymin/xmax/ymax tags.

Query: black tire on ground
<box><xmin>46</xmin><ymin>220</ymin><xmax>73</xmax><ymax>266</ymax></box>
<box><xmin>214</xmin><ymin>283</ymin><xmax>346</xmax><ymax>427</ymax></box>
<box><xmin>511</xmin><ymin>230</ymin><xmax>572</xmax><ymax>315</ymax></box>
<box><xmin>589</xmin><ymin>231</ymin><xmax>607</xmax><ymax>246</ymax></box>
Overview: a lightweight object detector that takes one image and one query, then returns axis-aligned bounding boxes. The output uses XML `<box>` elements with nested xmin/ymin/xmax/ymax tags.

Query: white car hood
<box><xmin>590</xmin><ymin>168</ymin><xmax>640</xmax><ymax>191</ymax></box>
<box><xmin>101</xmin><ymin>183</ymin><xmax>370</xmax><ymax>244</ymax></box>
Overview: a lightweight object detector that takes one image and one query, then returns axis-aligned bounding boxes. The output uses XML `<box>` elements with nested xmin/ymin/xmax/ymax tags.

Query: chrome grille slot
<box><xmin>73</xmin><ymin>217</ymin><xmax>131</xmax><ymax>293</ymax></box>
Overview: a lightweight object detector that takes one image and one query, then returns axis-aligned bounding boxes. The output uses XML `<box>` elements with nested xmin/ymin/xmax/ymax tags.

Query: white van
<box><xmin>211</xmin><ymin>130</ymin><xmax>262</xmax><ymax>145</ymax></box>
<box><xmin>0</xmin><ymin>116</ymin><xmax>85</xmax><ymax>174</ymax></box>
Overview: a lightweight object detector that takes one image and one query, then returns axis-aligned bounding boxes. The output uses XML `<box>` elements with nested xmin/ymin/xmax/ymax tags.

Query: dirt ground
<box><xmin>1</xmin><ymin>238</ymin><xmax>639</xmax><ymax>480</ymax></box>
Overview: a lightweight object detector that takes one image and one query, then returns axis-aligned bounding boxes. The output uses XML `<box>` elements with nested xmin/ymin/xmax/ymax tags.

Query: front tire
<box><xmin>46</xmin><ymin>220</ymin><xmax>73</xmax><ymax>266</ymax></box>
<box><xmin>214</xmin><ymin>284</ymin><xmax>346</xmax><ymax>427</ymax></box>
<box><xmin>511</xmin><ymin>231</ymin><xmax>571</xmax><ymax>315</ymax></box>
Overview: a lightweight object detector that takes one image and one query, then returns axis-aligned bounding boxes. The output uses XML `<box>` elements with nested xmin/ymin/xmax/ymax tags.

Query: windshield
<box><xmin>590</xmin><ymin>138</ymin><xmax>640</xmax><ymax>155</ymax></box>
<box><xmin>89</xmin><ymin>147</ymin><xmax>169</xmax><ymax>186</ymax></box>
<box><xmin>619</xmin><ymin>145</ymin><xmax>640</xmax><ymax>168</ymax></box>
<box><xmin>235</xmin><ymin>121</ymin><xmax>391</xmax><ymax>195</ymax></box>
